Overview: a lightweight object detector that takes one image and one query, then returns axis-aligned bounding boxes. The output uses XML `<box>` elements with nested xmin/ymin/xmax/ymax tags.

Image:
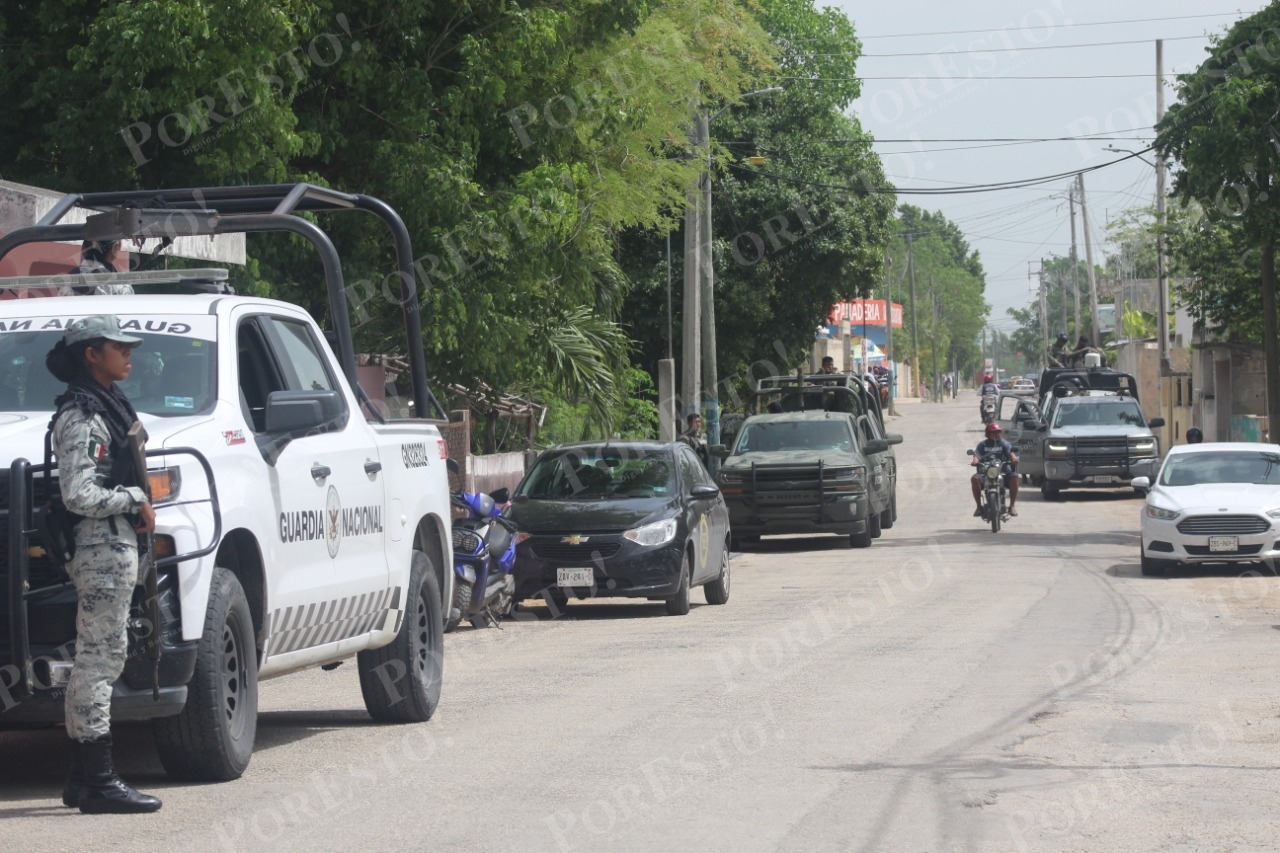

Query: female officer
<box><xmin>45</xmin><ymin>315</ymin><xmax>160</xmax><ymax>814</ymax></box>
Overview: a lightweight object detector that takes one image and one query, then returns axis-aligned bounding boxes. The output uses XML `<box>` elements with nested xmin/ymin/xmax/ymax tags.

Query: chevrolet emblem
<box><xmin>562</xmin><ymin>535</ymin><xmax>590</xmax><ymax>545</ymax></box>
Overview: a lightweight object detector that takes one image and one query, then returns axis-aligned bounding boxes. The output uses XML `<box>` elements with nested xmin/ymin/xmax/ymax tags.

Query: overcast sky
<box><xmin>821</xmin><ymin>1</ymin><xmax>1271</xmax><ymax>333</ymax></box>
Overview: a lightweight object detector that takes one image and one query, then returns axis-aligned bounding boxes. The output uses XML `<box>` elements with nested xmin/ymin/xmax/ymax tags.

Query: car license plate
<box><xmin>557</xmin><ymin>567</ymin><xmax>594</xmax><ymax>587</ymax></box>
<box><xmin>1209</xmin><ymin>536</ymin><xmax>1239</xmax><ymax>553</ymax></box>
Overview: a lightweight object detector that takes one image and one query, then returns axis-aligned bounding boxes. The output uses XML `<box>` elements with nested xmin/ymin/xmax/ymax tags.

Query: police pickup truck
<box><xmin>0</xmin><ymin>185</ymin><xmax>452</xmax><ymax>782</ymax></box>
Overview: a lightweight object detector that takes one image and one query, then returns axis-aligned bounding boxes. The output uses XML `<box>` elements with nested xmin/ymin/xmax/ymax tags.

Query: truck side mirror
<box><xmin>264</xmin><ymin>390</ymin><xmax>346</xmax><ymax>435</ymax></box>
<box><xmin>885</xmin><ymin>433</ymin><xmax>904</xmax><ymax>445</ymax></box>
<box><xmin>1147</xmin><ymin>417</ymin><xmax>1165</xmax><ymax>428</ymax></box>
<box><xmin>709</xmin><ymin>444</ymin><xmax>731</xmax><ymax>459</ymax></box>
<box><xmin>862</xmin><ymin>439</ymin><xmax>889</xmax><ymax>454</ymax></box>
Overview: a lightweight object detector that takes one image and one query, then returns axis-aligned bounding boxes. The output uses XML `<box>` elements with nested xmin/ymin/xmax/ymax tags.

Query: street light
<box><xmin>690</xmin><ymin>85</ymin><xmax>782</xmax><ymax>468</ymax></box>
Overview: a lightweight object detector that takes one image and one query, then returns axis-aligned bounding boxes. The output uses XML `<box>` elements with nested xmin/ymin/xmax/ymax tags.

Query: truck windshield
<box><xmin>1053</xmin><ymin>399</ymin><xmax>1145</xmax><ymax>428</ymax></box>
<box><xmin>0</xmin><ymin>315</ymin><xmax>217</xmax><ymax>417</ymax></box>
<box><xmin>519</xmin><ymin>448</ymin><xmax>674</xmax><ymax>499</ymax></box>
<box><xmin>1159</xmin><ymin>450</ymin><xmax>1280</xmax><ymax>486</ymax></box>
<box><xmin>734</xmin><ymin>420</ymin><xmax>854</xmax><ymax>454</ymax></box>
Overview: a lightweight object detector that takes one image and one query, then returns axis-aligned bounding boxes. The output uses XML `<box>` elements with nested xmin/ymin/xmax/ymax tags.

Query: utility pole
<box><xmin>1069</xmin><ymin>183</ymin><xmax>1081</xmax><ymax>338</ymax></box>
<box><xmin>697</xmin><ymin>109</ymin><xmax>720</xmax><ymax>463</ymax></box>
<box><xmin>929</xmin><ymin>275</ymin><xmax>940</xmax><ymax>402</ymax></box>
<box><xmin>1033</xmin><ymin>260</ymin><xmax>1048</xmax><ymax>368</ymax></box>
<box><xmin>1155</xmin><ymin>38</ymin><xmax>1171</xmax><ymax>377</ymax></box>
<box><xmin>1077</xmin><ymin>173</ymin><xmax>1102</xmax><ymax>347</ymax></box>
<box><xmin>906</xmin><ymin>233</ymin><xmax>920</xmax><ymax>398</ymax></box>
<box><xmin>884</xmin><ymin>255</ymin><xmax>897</xmax><ymax>415</ymax></box>
<box><xmin>681</xmin><ymin>107</ymin><xmax>701</xmax><ymax>424</ymax></box>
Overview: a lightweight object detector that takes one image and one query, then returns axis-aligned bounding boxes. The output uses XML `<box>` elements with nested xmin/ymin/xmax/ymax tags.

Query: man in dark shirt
<box><xmin>971</xmin><ymin>422</ymin><xmax>1020</xmax><ymax>516</ymax></box>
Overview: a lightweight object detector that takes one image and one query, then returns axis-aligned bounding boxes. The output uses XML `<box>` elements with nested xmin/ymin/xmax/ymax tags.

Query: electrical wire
<box><xmin>849</xmin><ymin>11</ymin><xmax>1249</xmax><ymax>40</ymax></box>
<box><xmin>728</xmin><ymin>146</ymin><xmax>1151</xmax><ymax>195</ymax></box>
<box><xmin>808</xmin><ymin>34</ymin><xmax>1207</xmax><ymax>58</ymax></box>
<box><xmin>776</xmin><ymin>73</ymin><xmax>1174</xmax><ymax>81</ymax></box>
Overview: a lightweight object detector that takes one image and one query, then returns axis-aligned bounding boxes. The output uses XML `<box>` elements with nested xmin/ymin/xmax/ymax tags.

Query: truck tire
<box><xmin>665</xmin><ymin>552</ymin><xmax>691</xmax><ymax>615</ymax></box>
<box><xmin>868</xmin><ymin>510</ymin><xmax>883</xmax><ymax>539</ymax></box>
<box><xmin>444</xmin><ymin>576</ymin><xmax>472</xmax><ymax>634</ymax></box>
<box><xmin>153</xmin><ymin>567</ymin><xmax>258</xmax><ymax>782</ymax></box>
<box><xmin>730</xmin><ymin>535</ymin><xmax>759</xmax><ymax>551</ymax></box>
<box><xmin>1041</xmin><ymin>481</ymin><xmax>1062</xmax><ymax>501</ymax></box>
<box><xmin>849</xmin><ymin>524</ymin><xmax>873</xmax><ymax>549</ymax></box>
<box><xmin>357</xmin><ymin>551</ymin><xmax>443</xmax><ymax>724</ymax></box>
<box><xmin>880</xmin><ymin>492</ymin><xmax>896</xmax><ymax>529</ymax></box>
<box><xmin>704</xmin><ymin>540</ymin><xmax>731</xmax><ymax>605</ymax></box>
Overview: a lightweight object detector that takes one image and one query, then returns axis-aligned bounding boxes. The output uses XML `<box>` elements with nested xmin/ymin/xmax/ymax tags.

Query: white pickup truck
<box><xmin>0</xmin><ymin>185</ymin><xmax>453</xmax><ymax>782</ymax></box>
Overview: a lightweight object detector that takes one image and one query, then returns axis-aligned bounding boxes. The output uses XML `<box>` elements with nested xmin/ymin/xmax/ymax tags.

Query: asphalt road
<box><xmin>5</xmin><ymin>396</ymin><xmax>1280</xmax><ymax>852</ymax></box>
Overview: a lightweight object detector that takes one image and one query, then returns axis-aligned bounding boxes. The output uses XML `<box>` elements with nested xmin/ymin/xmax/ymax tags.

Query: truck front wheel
<box><xmin>153</xmin><ymin>567</ymin><xmax>258</xmax><ymax>781</ymax></box>
<box><xmin>358</xmin><ymin>551</ymin><xmax>443</xmax><ymax>723</ymax></box>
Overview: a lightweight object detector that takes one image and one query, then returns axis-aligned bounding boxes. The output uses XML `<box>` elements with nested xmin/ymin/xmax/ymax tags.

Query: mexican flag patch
<box><xmin>87</xmin><ymin>439</ymin><xmax>106</xmax><ymax>461</ymax></box>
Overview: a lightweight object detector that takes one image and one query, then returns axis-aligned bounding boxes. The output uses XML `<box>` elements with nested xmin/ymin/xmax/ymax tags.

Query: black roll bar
<box><xmin>0</xmin><ymin>183</ymin><xmax>443</xmax><ymax>419</ymax></box>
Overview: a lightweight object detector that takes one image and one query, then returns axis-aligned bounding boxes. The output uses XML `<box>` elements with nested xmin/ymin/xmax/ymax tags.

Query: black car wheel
<box><xmin>666</xmin><ymin>551</ymin><xmax>691</xmax><ymax>615</ymax></box>
<box><xmin>704</xmin><ymin>540</ymin><xmax>730</xmax><ymax>605</ymax></box>
<box><xmin>1140</xmin><ymin>547</ymin><xmax>1167</xmax><ymax>577</ymax></box>
<box><xmin>868</xmin><ymin>510</ymin><xmax>883</xmax><ymax>539</ymax></box>
<box><xmin>849</xmin><ymin>526</ymin><xmax>873</xmax><ymax>549</ymax></box>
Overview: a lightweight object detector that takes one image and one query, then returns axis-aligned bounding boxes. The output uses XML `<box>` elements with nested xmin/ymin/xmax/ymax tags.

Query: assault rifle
<box><xmin>127</xmin><ymin>421</ymin><xmax>161</xmax><ymax>700</ymax></box>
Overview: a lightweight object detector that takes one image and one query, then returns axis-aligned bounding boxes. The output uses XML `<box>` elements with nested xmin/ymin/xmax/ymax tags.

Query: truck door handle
<box><xmin>311</xmin><ymin>464</ymin><xmax>332</xmax><ymax>480</ymax></box>
<box><xmin>364</xmin><ymin>461</ymin><xmax>382</xmax><ymax>475</ymax></box>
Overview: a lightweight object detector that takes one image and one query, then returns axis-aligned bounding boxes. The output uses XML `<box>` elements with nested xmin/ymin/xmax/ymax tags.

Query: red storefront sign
<box><xmin>830</xmin><ymin>299</ymin><xmax>903</xmax><ymax>328</ymax></box>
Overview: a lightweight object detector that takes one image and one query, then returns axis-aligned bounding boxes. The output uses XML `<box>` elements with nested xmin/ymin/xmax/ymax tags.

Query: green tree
<box><xmin>619</xmin><ymin>0</ymin><xmax>893</xmax><ymax>405</ymax></box>
<box><xmin>1156</xmin><ymin>4</ymin><xmax>1280</xmax><ymax>431</ymax></box>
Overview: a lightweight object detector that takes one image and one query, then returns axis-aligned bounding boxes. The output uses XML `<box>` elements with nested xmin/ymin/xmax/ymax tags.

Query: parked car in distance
<box><xmin>506</xmin><ymin>442</ymin><xmax>730</xmax><ymax>615</ymax></box>
<box><xmin>1134</xmin><ymin>442</ymin><xmax>1280</xmax><ymax>576</ymax></box>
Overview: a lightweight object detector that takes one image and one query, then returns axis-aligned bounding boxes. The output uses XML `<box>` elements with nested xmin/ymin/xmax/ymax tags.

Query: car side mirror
<box><xmin>1131</xmin><ymin>476</ymin><xmax>1150</xmax><ymax>489</ymax></box>
<box><xmin>447</xmin><ymin>457</ymin><xmax>461</xmax><ymax>475</ymax></box>
<box><xmin>966</xmin><ymin>449</ymin><xmax>976</xmax><ymax>457</ymax></box>
<box><xmin>690</xmin><ymin>483</ymin><xmax>720</xmax><ymax>500</ymax></box>
<box><xmin>709</xmin><ymin>444</ymin><xmax>731</xmax><ymax>459</ymax></box>
<box><xmin>1033</xmin><ymin>421</ymin><xmax>1047</xmax><ymax>431</ymax></box>
<box><xmin>489</xmin><ymin>487</ymin><xmax>510</xmax><ymax>504</ymax></box>
<box><xmin>862</xmin><ymin>438</ymin><xmax>889</xmax><ymax>454</ymax></box>
<box><xmin>1148</xmin><ymin>417</ymin><xmax>1165</xmax><ymax>428</ymax></box>
<box><xmin>885</xmin><ymin>433</ymin><xmax>904</xmax><ymax>445</ymax></box>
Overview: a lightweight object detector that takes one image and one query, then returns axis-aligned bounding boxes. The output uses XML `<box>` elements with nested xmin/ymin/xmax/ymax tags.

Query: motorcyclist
<box><xmin>978</xmin><ymin>373</ymin><xmax>999</xmax><ymax>420</ymax></box>
<box><xmin>971</xmin><ymin>422</ymin><xmax>1019</xmax><ymax>517</ymax></box>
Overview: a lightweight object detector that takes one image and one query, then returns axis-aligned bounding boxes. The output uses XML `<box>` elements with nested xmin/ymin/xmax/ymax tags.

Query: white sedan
<box><xmin>1010</xmin><ymin>379</ymin><xmax>1036</xmax><ymax>394</ymax></box>
<box><xmin>1134</xmin><ymin>442</ymin><xmax>1280</xmax><ymax>576</ymax></box>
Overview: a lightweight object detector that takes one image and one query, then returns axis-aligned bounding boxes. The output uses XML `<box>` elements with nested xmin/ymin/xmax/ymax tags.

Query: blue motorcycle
<box><xmin>445</xmin><ymin>459</ymin><xmax>518</xmax><ymax>631</ymax></box>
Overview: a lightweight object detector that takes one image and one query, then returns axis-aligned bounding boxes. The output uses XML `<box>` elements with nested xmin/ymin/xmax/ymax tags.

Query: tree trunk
<box><xmin>1263</xmin><ymin>238</ymin><xmax>1280</xmax><ymax>440</ymax></box>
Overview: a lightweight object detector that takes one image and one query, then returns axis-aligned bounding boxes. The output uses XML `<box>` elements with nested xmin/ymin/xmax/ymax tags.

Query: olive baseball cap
<box><xmin>63</xmin><ymin>315</ymin><xmax>144</xmax><ymax>347</ymax></box>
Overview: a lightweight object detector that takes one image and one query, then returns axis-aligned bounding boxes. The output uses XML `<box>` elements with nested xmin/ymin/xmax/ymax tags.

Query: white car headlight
<box><xmin>624</xmin><ymin>517</ymin><xmax>678</xmax><ymax>547</ymax></box>
<box><xmin>1145</xmin><ymin>504</ymin><xmax>1180</xmax><ymax>520</ymax></box>
<box><xmin>1266</xmin><ymin>508</ymin><xmax>1280</xmax><ymax>519</ymax></box>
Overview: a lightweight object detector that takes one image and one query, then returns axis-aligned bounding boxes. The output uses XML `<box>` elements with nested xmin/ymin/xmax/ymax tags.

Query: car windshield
<box><xmin>0</xmin><ymin>316</ymin><xmax>218</xmax><ymax>417</ymax></box>
<box><xmin>1159</xmin><ymin>450</ymin><xmax>1280</xmax><ymax>487</ymax></box>
<box><xmin>1053</xmin><ymin>399</ymin><xmax>1145</xmax><ymax>428</ymax></box>
<box><xmin>518</xmin><ymin>448</ymin><xmax>674</xmax><ymax>499</ymax></box>
<box><xmin>734</xmin><ymin>420</ymin><xmax>854</xmax><ymax>454</ymax></box>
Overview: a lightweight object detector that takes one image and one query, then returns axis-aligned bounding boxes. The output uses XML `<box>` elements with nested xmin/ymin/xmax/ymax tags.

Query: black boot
<box><xmin>62</xmin><ymin>738</ymin><xmax>83</xmax><ymax>807</ymax></box>
<box><xmin>77</xmin><ymin>735</ymin><xmax>162</xmax><ymax>814</ymax></box>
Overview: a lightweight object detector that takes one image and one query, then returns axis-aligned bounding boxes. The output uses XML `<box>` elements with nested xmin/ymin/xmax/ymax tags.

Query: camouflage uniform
<box><xmin>53</xmin><ymin>406</ymin><xmax>146</xmax><ymax>742</ymax></box>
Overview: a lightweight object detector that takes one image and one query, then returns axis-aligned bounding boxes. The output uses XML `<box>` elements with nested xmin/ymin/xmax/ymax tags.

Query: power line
<box><xmin>777</xmin><ymin>73</ymin><xmax>1171</xmax><ymax>81</ymax></box>
<box><xmin>852</xmin><ymin>11</ymin><xmax>1246</xmax><ymax>40</ymax></box>
<box><xmin>816</xmin><ymin>33</ymin><xmax>1206</xmax><ymax>58</ymax></box>
<box><xmin>876</xmin><ymin>138</ymin><xmax>1152</xmax><ymax>155</ymax></box>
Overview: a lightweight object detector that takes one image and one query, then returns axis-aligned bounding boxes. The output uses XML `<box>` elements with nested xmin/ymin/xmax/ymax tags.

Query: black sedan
<box><xmin>507</xmin><ymin>441</ymin><xmax>731</xmax><ymax>615</ymax></box>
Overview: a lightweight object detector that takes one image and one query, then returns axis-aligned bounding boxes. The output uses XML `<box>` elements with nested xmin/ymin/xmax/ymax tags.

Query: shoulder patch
<box><xmin>87</xmin><ymin>439</ymin><xmax>106</xmax><ymax>461</ymax></box>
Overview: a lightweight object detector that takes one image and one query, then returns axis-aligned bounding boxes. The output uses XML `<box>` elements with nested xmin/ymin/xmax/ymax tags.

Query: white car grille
<box><xmin>1175</xmin><ymin>515</ymin><xmax>1270</xmax><ymax>536</ymax></box>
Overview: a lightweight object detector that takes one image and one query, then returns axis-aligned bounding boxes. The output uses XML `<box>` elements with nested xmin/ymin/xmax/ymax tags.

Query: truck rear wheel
<box><xmin>1041</xmin><ymin>481</ymin><xmax>1062</xmax><ymax>501</ymax></box>
<box><xmin>153</xmin><ymin>567</ymin><xmax>258</xmax><ymax>781</ymax></box>
<box><xmin>358</xmin><ymin>551</ymin><xmax>443</xmax><ymax>723</ymax></box>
